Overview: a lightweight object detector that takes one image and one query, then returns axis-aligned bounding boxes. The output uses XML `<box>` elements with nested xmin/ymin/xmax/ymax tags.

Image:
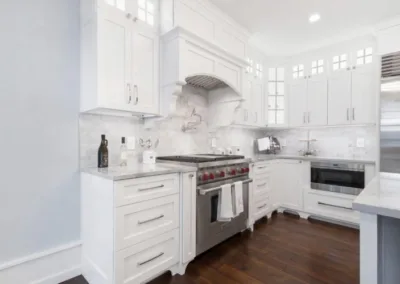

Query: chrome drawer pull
<box><xmin>137</xmin><ymin>252</ymin><xmax>164</xmax><ymax>266</ymax></box>
<box><xmin>138</xmin><ymin>214</ymin><xmax>164</xmax><ymax>225</ymax></box>
<box><xmin>257</xmin><ymin>204</ymin><xmax>267</xmax><ymax>210</ymax></box>
<box><xmin>257</xmin><ymin>183</ymin><xmax>267</xmax><ymax>187</ymax></box>
<box><xmin>258</xmin><ymin>166</ymin><xmax>268</xmax><ymax>169</ymax></box>
<box><xmin>317</xmin><ymin>202</ymin><xmax>352</xmax><ymax>211</ymax></box>
<box><xmin>138</xmin><ymin>185</ymin><xmax>164</xmax><ymax>191</ymax></box>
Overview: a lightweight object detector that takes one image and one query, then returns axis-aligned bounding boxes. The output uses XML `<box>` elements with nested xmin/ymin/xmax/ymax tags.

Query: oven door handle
<box><xmin>198</xmin><ymin>179</ymin><xmax>253</xmax><ymax>195</ymax></box>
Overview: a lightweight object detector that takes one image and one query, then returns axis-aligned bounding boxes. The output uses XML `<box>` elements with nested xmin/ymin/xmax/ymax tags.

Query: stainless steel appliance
<box><xmin>380</xmin><ymin>51</ymin><xmax>400</xmax><ymax>173</ymax></box>
<box><xmin>311</xmin><ymin>162</ymin><xmax>365</xmax><ymax>196</ymax></box>
<box><xmin>157</xmin><ymin>154</ymin><xmax>251</xmax><ymax>256</ymax></box>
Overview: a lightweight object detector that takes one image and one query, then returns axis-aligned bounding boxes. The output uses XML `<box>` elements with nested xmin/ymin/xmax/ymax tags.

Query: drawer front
<box><xmin>254</xmin><ymin>163</ymin><xmax>271</xmax><ymax>175</ymax></box>
<box><xmin>304</xmin><ymin>192</ymin><xmax>359</xmax><ymax>223</ymax></box>
<box><xmin>116</xmin><ymin>195</ymin><xmax>179</xmax><ymax>250</ymax></box>
<box><xmin>115</xmin><ymin>174</ymin><xmax>179</xmax><ymax>207</ymax></box>
<box><xmin>253</xmin><ymin>177</ymin><xmax>270</xmax><ymax>198</ymax></box>
<box><xmin>253</xmin><ymin>197</ymin><xmax>269</xmax><ymax>221</ymax></box>
<box><xmin>115</xmin><ymin>229</ymin><xmax>179</xmax><ymax>284</ymax></box>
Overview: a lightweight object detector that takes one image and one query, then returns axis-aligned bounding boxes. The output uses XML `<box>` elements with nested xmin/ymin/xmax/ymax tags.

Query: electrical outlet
<box><xmin>127</xmin><ymin>137</ymin><xmax>136</xmax><ymax>150</ymax></box>
<box><xmin>356</xmin><ymin>138</ymin><xmax>365</xmax><ymax>148</ymax></box>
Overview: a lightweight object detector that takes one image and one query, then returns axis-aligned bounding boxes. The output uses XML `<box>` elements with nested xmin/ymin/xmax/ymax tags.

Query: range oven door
<box><xmin>196</xmin><ymin>177</ymin><xmax>249</xmax><ymax>256</ymax></box>
<box><xmin>311</xmin><ymin>162</ymin><xmax>365</xmax><ymax>195</ymax></box>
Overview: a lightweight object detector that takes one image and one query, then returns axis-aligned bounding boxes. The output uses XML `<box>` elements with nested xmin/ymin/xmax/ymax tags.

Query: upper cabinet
<box><xmin>267</xmin><ymin>67</ymin><xmax>286</xmax><ymax>127</ymax></box>
<box><xmin>160</xmin><ymin>0</ymin><xmax>249</xmax><ymax>61</ymax></box>
<box><xmin>328</xmin><ymin>47</ymin><xmax>376</xmax><ymax>125</ymax></box>
<box><xmin>289</xmin><ymin>60</ymin><xmax>328</xmax><ymax>127</ymax></box>
<box><xmin>80</xmin><ymin>0</ymin><xmax>160</xmax><ymax>117</ymax></box>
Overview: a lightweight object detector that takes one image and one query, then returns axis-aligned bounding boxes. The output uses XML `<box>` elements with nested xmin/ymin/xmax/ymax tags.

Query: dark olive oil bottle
<box><xmin>98</xmin><ymin>134</ymin><xmax>109</xmax><ymax>168</ymax></box>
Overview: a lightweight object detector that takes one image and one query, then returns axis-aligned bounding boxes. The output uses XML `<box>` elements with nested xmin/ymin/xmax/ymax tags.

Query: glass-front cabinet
<box><xmin>267</xmin><ymin>67</ymin><xmax>286</xmax><ymax>126</ymax></box>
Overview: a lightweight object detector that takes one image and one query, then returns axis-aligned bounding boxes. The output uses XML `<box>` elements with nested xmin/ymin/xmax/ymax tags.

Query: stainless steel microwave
<box><xmin>311</xmin><ymin>162</ymin><xmax>365</xmax><ymax>196</ymax></box>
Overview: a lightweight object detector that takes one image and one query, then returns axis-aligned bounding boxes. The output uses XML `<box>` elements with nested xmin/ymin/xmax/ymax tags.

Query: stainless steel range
<box><xmin>157</xmin><ymin>154</ymin><xmax>252</xmax><ymax>256</ymax></box>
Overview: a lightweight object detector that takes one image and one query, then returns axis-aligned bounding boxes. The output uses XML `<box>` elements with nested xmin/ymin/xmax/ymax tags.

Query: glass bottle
<box><xmin>120</xmin><ymin>137</ymin><xmax>128</xmax><ymax>167</ymax></box>
<box><xmin>97</xmin><ymin>134</ymin><xmax>109</xmax><ymax>168</ymax></box>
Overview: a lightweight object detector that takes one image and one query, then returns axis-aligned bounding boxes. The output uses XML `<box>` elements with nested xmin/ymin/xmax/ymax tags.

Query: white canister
<box><xmin>143</xmin><ymin>150</ymin><xmax>156</xmax><ymax>164</ymax></box>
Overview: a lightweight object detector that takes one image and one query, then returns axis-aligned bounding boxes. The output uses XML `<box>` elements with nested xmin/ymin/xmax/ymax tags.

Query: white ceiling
<box><xmin>210</xmin><ymin>0</ymin><xmax>400</xmax><ymax>56</ymax></box>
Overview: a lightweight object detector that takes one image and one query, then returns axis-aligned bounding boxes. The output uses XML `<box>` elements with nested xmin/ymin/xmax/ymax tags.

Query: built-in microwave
<box><xmin>310</xmin><ymin>162</ymin><xmax>365</xmax><ymax>196</ymax></box>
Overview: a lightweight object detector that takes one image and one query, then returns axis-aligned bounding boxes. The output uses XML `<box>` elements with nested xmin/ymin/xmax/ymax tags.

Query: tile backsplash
<box><xmin>266</xmin><ymin>126</ymin><xmax>377</xmax><ymax>160</ymax></box>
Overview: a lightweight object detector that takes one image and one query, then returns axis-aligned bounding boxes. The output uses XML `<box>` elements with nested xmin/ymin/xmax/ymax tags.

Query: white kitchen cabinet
<box><xmin>328</xmin><ymin>70</ymin><xmax>352</xmax><ymax>125</ymax></box>
<box><xmin>81</xmin><ymin>0</ymin><xmax>159</xmax><ymax>117</ymax></box>
<box><xmin>279</xmin><ymin>160</ymin><xmax>307</xmax><ymax>212</ymax></box>
<box><xmin>267</xmin><ymin>67</ymin><xmax>287</xmax><ymax>127</ymax></box>
<box><xmin>289</xmin><ymin>78</ymin><xmax>308</xmax><ymax>127</ymax></box>
<box><xmin>289</xmin><ymin>67</ymin><xmax>328</xmax><ymax>127</ymax></box>
<box><xmin>180</xmin><ymin>172</ymin><xmax>196</xmax><ymax>265</ymax></box>
<box><xmin>328</xmin><ymin>47</ymin><xmax>376</xmax><ymax>125</ymax></box>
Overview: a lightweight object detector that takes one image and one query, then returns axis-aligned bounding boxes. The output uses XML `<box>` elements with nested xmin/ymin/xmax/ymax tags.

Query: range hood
<box><xmin>160</xmin><ymin>27</ymin><xmax>247</xmax><ymax>116</ymax></box>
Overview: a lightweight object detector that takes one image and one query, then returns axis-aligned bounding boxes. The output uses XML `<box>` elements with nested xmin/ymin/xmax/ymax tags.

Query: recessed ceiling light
<box><xmin>309</xmin><ymin>13</ymin><xmax>321</xmax><ymax>23</ymax></box>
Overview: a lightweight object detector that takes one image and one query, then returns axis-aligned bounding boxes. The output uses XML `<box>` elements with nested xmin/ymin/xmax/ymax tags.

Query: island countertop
<box><xmin>353</xmin><ymin>172</ymin><xmax>400</xmax><ymax>219</ymax></box>
<box><xmin>82</xmin><ymin>163</ymin><xmax>197</xmax><ymax>181</ymax></box>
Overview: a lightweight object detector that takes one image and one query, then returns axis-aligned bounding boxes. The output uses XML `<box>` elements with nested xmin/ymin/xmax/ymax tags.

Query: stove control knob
<box><xmin>230</xmin><ymin>169</ymin><xmax>237</xmax><ymax>176</ymax></box>
<box><xmin>241</xmin><ymin>168</ymin><xmax>246</xmax><ymax>174</ymax></box>
<box><xmin>209</xmin><ymin>173</ymin><xmax>215</xmax><ymax>180</ymax></box>
<box><xmin>202</xmin><ymin>173</ymin><xmax>209</xmax><ymax>181</ymax></box>
<box><xmin>219</xmin><ymin>171</ymin><xmax>225</xmax><ymax>178</ymax></box>
<box><xmin>245</xmin><ymin>167</ymin><xmax>250</xmax><ymax>173</ymax></box>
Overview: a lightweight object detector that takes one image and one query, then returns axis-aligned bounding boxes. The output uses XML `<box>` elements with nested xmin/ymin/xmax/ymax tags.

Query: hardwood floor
<box><xmin>62</xmin><ymin>213</ymin><xmax>359</xmax><ymax>284</ymax></box>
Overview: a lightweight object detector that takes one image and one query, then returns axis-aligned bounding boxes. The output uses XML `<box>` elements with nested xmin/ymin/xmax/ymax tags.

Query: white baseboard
<box><xmin>0</xmin><ymin>241</ymin><xmax>82</xmax><ymax>284</ymax></box>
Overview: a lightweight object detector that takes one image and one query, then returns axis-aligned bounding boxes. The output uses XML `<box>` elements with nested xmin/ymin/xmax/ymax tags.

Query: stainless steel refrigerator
<box><xmin>380</xmin><ymin>51</ymin><xmax>400</xmax><ymax>173</ymax></box>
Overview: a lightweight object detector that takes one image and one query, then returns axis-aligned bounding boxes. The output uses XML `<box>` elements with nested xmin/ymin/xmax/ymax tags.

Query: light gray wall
<box><xmin>0</xmin><ymin>0</ymin><xmax>80</xmax><ymax>263</ymax></box>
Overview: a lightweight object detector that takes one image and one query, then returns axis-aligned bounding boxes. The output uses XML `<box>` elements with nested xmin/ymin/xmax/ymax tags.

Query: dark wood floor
<box><xmin>62</xmin><ymin>213</ymin><xmax>359</xmax><ymax>284</ymax></box>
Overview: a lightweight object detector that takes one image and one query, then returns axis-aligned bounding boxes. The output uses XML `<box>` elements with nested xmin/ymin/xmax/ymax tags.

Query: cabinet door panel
<box><xmin>328</xmin><ymin>71</ymin><xmax>352</xmax><ymax>125</ymax></box>
<box><xmin>98</xmin><ymin>8</ymin><xmax>130</xmax><ymax>110</ymax></box>
<box><xmin>351</xmin><ymin>64</ymin><xmax>375</xmax><ymax>124</ymax></box>
<box><xmin>307</xmin><ymin>75</ymin><xmax>328</xmax><ymax>126</ymax></box>
<box><xmin>252</xmin><ymin>79</ymin><xmax>264</xmax><ymax>126</ymax></box>
<box><xmin>280</xmin><ymin>161</ymin><xmax>304</xmax><ymax>211</ymax></box>
<box><xmin>289</xmin><ymin>79</ymin><xmax>308</xmax><ymax>127</ymax></box>
<box><xmin>131</xmin><ymin>30</ymin><xmax>159</xmax><ymax>113</ymax></box>
<box><xmin>181</xmin><ymin>172</ymin><xmax>196</xmax><ymax>264</ymax></box>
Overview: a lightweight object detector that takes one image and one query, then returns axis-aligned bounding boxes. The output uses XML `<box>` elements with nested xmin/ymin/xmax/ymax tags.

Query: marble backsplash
<box><xmin>79</xmin><ymin>85</ymin><xmax>262</xmax><ymax>168</ymax></box>
<box><xmin>265</xmin><ymin>126</ymin><xmax>377</xmax><ymax>160</ymax></box>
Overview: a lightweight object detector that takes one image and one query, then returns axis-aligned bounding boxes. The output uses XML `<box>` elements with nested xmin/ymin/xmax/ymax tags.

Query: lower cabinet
<box><xmin>81</xmin><ymin>171</ymin><xmax>196</xmax><ymax>284</ymax></box>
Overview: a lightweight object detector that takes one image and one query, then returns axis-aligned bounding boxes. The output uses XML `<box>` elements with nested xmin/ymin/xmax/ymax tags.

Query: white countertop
<box><xmin>353</xmin><ymin>172</ymin><xmax>400</xmax><ymax>219</ymax></box>
<box><xmin>253</xmin><ymin>154</ymin><xmax>376</xmax><ymax>164</ymax></box>
<box><xmin>82</xmin><ymin>163</ymin><xmax>197</xmax><ymax>181</ymax></box>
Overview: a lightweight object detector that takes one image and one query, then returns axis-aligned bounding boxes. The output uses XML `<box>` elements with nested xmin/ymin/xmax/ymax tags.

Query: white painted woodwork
<box><xmin>328</xmin><ymin>70</ymin><xmax>352</xmax><ymax>125</ymax></box>
<box><xmin>115</xmin><ymin>229</ymin><xmax>179</xmax><ymax>284</ymax></box>
<box><xmin>114</xmin><ymin>174</ymin><xmax>179</xmax><ymax>206</ymax></box>
<box><xmin>80</xmin><ymin>0</ymin><xmax>160</xmax><ymax>117</ymax></box>
<box><xmin>377</xmin><ymin>23</ymin><xmax>400</xmax><ymax>55</ymax></box>
<box><xmin>351</xmin><ymin>63</ymin><xmax>376</xmax><ymax>125</ymax></box>
<box><xmin>160</xmin><ymin>27</ymin><xmax>247</xmax><ymax>116</ymax></box>
<box><xmin>253</xmin><ymin>197</ymin><xmax>270</xmax><ymax>220</ymax></box>
<box><xmin>279</xmin><ymin>160</ymin><xmax>305</xmax><ymax>211</ymax></box>
<box><xmin>115</xmin><ymin>195</ymin><xmax>179</xmax><ymax>250</ymax></box>
<box><xmin>289</xmin><ymin>79</ymin><xmax>308</xmax><ymax>127</ymax></box>
<box><xmin>304</xmin><ymin>190</ymin><xmax>359</xmax><ymax>223</ymax></box>
<box><xmin>253</xmin><ymin>177</ymin><xmax>270</xmax><ymax>199</ymax></box>
<box><xmin>161</xmin><ymin>0</ymin><xmax>249</xmax><ymax>60</ymax></box>
<box><xmin>180</xmin><ymin>172</ymin><xmax>196</xmax><ymax>264</ymax></box>
<box><xmin>307</xmin><ymin>74</ymin><xmax>328</xmax><ymax>126</ymax></box>
<box><xmin>81</xmin><ymin>171</ymin><xmax>188</xmax><ymax>284</ymax></box>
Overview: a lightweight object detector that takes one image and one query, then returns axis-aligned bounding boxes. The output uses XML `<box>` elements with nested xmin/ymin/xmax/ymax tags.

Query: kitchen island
<box><xmin>353</xmin><ymin>173</ymin><xmax>400</xmax><ymax>284</ymax></box>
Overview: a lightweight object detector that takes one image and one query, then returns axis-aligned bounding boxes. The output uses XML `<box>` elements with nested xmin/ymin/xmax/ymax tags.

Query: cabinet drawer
<box><xmin>115</xmin><ymin>174</ymin><xmax>179</xmax><ymax>206</ymax></box>
<box><xmin>253</xmin><ymin>178</ymin><xmax>270</xmax><ymax>198</ymax></box>
<box><xmin>253</xmin><ymin>163</ymin><xmax>271</xmax><ymax>175</ymax></box>
<box><xmin>115</xmin><ymin>195</ymin><xmax>179</xmax><ymax>250</ymax></box>
<box><xmin>253</xmin><ymin>197</ymin><xmax>269</xmax><ymax>221</ymax></box>
<box><xmin>304</xmin><ymin>192</ymin><xmax>359</xmax><ymax>224</ymax></box>
<box><xmin>115</xmin><ymin>229</ymin><xmax>179</xmax><ymax>284</ymax></box>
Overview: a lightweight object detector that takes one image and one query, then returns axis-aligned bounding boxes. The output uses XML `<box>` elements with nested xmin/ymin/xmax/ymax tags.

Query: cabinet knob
<box><xmin>352</xmin><ymin>66</ymin><xmax>356</xmax><ymax>70</ymax></box>
<box><xmin>126</xmin><ymin>13</ymin><xmax>132</xmax><ymax>19</ymax></box>
<box><xmin>347</xmin><ymin>67</ymin><xmax>351</xmax><ymax>71</ymax></box>
<box><xmin>133</xmin><ymin>17</ymin><xmax>138</xmax><ymax>22</ymax></box>
<box><xmin>189</xmin><ymin>174</ymin><xmax>194</xmax><ymax>178</ymax></box>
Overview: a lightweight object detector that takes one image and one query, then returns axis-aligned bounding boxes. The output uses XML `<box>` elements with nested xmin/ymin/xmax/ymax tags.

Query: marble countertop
<box><xmin>353</xmin><ymin>172</ymin><xmax>400</xmax><ymax>219</ymax></box>
<box><xmin>82</xmin><ymin>163</ymin><xmax>197</xmax><ymax>181</ymax></box>
<box><xmin>252</xmin><ymin>154</ymin><xmax>376</xmax><ymax>164</ymax></box>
